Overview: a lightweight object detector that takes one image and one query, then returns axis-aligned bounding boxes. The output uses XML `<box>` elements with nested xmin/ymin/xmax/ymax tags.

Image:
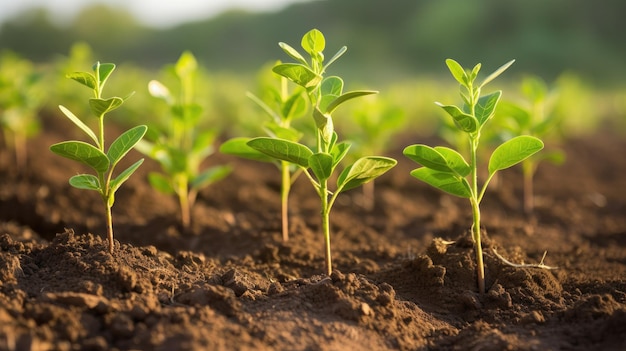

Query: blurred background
<box><xmin>0</xmin><ymin>0</ymin><xmax>624</xmax><ymax>144</ymax></box>
<box><xmin>2</xmin><ymin>0</ymin><xmax>625</xmax><ymax>85</ymax></box>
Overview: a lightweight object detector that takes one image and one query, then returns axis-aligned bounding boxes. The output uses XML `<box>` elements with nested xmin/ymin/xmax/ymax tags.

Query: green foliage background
<box><xmin>1</xmin><ymin>0</ymin><xmax>625</xmax><ymax>86</ymax></box>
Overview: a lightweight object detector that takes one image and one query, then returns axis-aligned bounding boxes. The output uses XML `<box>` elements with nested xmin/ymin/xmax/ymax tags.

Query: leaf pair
<box><xmin>404</xmin><ymin>136</ymin><xmax>543</xmax><ymax>198</ymax></box>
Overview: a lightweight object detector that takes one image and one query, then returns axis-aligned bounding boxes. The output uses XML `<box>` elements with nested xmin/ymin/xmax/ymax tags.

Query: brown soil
<box><xmin>1</xmin><ymin>117</ymin><xmax>625</xmax><ymax>350</ymax></box>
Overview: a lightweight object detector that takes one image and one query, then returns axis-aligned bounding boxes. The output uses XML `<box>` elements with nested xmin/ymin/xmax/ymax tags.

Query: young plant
<box><xmin>403</xmin><ymin>59</ymin><xmax>544</xmax><ymax>294</ymax></box>
<box><xmin>0</xmin><ymin>51</ymin><xmax>44</xmax><ymax>169</ymax></box>
<box><xmin>50</xmin><ymin>62</ymin><xmax>147</xmax><ymax>254</ymax></box>
<box><xmin>498</xmin><ymin>75</ymin><xmax>565</xmax><ymax>214</ymax></box>
<box><xmin>247</xmin><ymin>29</ymin><xmax>397</xmax><ymax>276</ymax></box>
<box><xmin>136</xmin><ymin>51</ymin><xmax>231</xmax><ymax>229</ymax></box>
<box><xmin>220</xmin><ymin>67</ymin><xmax>308</xmax><ymax>242</ymax></box>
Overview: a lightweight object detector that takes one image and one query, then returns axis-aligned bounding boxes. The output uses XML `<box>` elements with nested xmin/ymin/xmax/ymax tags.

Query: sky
<box><xmin>0</xmin><ymin>0</ymin><xmax>311</xmax><ymax>28</ymax></box>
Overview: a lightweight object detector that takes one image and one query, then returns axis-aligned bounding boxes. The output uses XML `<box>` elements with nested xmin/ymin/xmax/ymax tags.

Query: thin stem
<box><xmin>104</xmin><ymin>200</ymin><xmax>114</xmax><ymax>254</ymax></box>
<box><xmin>280</xmin><ymin>160</ymin><xmax>291</xmax><ymax>242</ymax></box>
<box><xmin>177</xmin><ymin>179</ymin><xmax>191</xmax><ymax>229</ymax></box>
<box><xmin>469</xmin><ymin>136</ymin><xmax>485</xmax><ymax>294</ymax></box>
<box><xmin>320</xmin><ymin>179</ymin><xmax>332</xmax><ymax>276</ymax></box>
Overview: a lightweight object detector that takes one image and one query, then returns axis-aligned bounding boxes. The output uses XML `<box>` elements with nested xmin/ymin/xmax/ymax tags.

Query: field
<box><xmin>1</xmin><ymin>109</ymin><xmax>625</xmax><ymax>349</ymax></box>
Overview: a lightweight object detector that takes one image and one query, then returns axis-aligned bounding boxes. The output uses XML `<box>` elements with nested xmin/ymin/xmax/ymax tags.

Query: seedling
<box><xmin>498</xmin><ymin>75</ymin><xmax>565</xmax><ymax>214</ymax></box>
<box><xmin>247</xmin><ymin>29</ymin><xmax>397</xmax><ymax>275</ymax></box>
<box><xmin>220</xmin><ymin>67</ymin><xmax>307</xmax><ymax>241</ymax></box>
<box><xmin>0</xmin><ymin>51</ymin><xmax>44</xmax><ymax>169</ymax></box>
<box><xmin>136</xmin><ymin>51</ymin><xmax>231</xmax><ymax>229</ymax></box>
<box><xmin>50</xmin><ymin>62</ymin><xmax>147</xmax><ymax>254</ymax></box>
<box><xmin>403</xmin><ymin>59</ymin><xmax>544</xmax><ymax>293</ymax></box>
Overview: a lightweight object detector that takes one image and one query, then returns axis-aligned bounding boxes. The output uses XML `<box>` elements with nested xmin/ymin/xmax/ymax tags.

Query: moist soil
<box><xmin>1</xmin><ymin>117</ymin><xmax>625</xmax><ymax>350</ymax></box>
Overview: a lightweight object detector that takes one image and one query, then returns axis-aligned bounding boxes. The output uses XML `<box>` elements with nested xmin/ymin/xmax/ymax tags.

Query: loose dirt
<box><xmin>1</xmin><ymin>118</ymin><xmax>625</xmax><ymax>350</ymax></box>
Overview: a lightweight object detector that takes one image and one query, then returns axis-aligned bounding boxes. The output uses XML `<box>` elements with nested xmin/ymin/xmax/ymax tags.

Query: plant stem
<box><xmin>320</xmin><ymin>179</ymin><xmax>332</xmax><ymax>276</ymax></box>
<box><xmin>469</xmin><ymin>136</ymin><xmax>485</xmax><ymax>294</ymax></box>
<box><xmin>105</xmin><ymin>201</ymin><xmax>114</xmax><ymax>254</ymax></box>
<box><xmin>177</xmin><ymin>180</ymin><xmax>191</xmax><ymax>230</ymax></box>
<box><xmin>280</xmin><ymin>160</ymin><xmax>291</xmax><ymax>242</ymax></box>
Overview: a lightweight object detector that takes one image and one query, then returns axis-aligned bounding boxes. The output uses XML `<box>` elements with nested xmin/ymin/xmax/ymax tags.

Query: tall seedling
<box><xmin>137</xmin><ymin>51</ymin><xmax>231</xmax><ymax>229</ymax></box>
<box><xmin>220</xmin><ymin>68</ymin><xmax>307</xmax><ymax>242</ymax></box>
<box><xmin>403</xmin><ymin>59</ymin><xmax>544</xmax><ymax>293</ymax></box>
<box><xmin>50</xmin><ymin>62</ymin><xmax>147</xmax><ymax>254</ymax></box>
<box><xmin>247</xmin><ymin>29</ymin><xmax>397</xmax><ymax>275</ymax></box>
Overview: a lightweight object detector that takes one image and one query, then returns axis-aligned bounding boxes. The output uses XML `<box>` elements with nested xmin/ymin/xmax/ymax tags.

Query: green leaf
<box><xmin>272</xmin><ymin>63</ymin><xmax>322</xmax><ymax>89</ymax></box>
<box><xmin>191</xmin><ymin>165</ymin><xmax>232</xmax><ymax>190</ymax></box>
<box><xmin>337</xmin><ymin>156</ymin><xmax>397</xmax><ymax>192</ymax></box>
<box><xmin>309</xmin><ymin>153</ymin><xmax>334</xmax><ymax>181</ymax></box>
<box><xmin>69</xmin><ymin>174</ymin><xmax>100</xmax><ymax>191</ymax></box>
<box><xmin>58</xmin><ymin>105</ymin><xmax>99</xmax><ymax>145</ymax></box>
<box><xmin>410</xmin><ymin>168</ymin><xmax>472</xmax><ymax>198</ymax></box>
<box><xmin>321</xmin><ymin>76</ymin><xmax>343</xmax><ymax>97</ymax></box>
<box><xmin>50</xmin><ymin>141</ymin><xmax>109</xmax><ymax>174</ymax></box>
<box><xmin>220</xmin><ymin>138</ymin><xmax>275</xmax><ymax>162</ymax></box>
<box><xmin>277</xmin><ymin>42</ymin><xmax>308</xmax><ymax>66</ymax></box>
<box><xmin>66</xmin><ymin>72</ymin><xmax>96</xmax><ymax>90</ymax></box>
<box><xmin>174</xmin><ymin>51</ymin><xmax>197</xmax><ymax>78</ymax></box>
<box><xmin>445</xmin><ymin>59</ymin><xmax>466</xmax><ymax>86</ymax></box>
<box><xmin>488</xmin><ymin>135</ymin><xmax>544</xmax><ymax>175</ymax></box>
<box><xmin>89</xmin><ymin>97</ymin><xmax>124</xmax><ymax>118</ymax></box>
<box><xmin>325</xmin><ymin>90</ymin><xmax>378</xmax><ymax>114</ymax></box>
<box><xmin>95</xmin><ymin>62</ymin><xmax>116</xmax><ymax>89</ymax></box>
<box><xmin>110</xmin><ymin>158</ymin><xmax>144</xmax><ymax>193</ymax></box>
<box><xmin>247</xmin><ymin>91</ymin><xmax>281</xmax><ymax>123</ymax></box>
<box><xmin>436</xmin><ymin>103</ymin><xmax>478</xmax><ymax>133</ymax></box>
<box><xmin>108</xmin><ymin>125</ymin><xmax>147</xmax><ymax>167</ymax></box>
<box><xmin>247</xmin><ymin>137</ymin><xmax>312</xmax><ymax>168</ymax></box>
<box><xmin>148</xmin><ymin>172</ymin><xmax>174</xmax><ymax>194</ymax></box>
<box><xmin>403</xmin><ymin>144</ymin><xmax>470</xmax><ymax>176</ymax></box>
<box><xmin>331</xmin><ymin>142</ymin><xmax>351</xmax><ymax>168</ymax></box>
<box><xmin>301</xmin><ymin>28</ymin><xmax>325</xmax><ymax>56</ymax></box>
<box><xmin>480</xmin><ymin>59</ymin><xmax>515</xmax><ymax>88</ymax></box>
<box><xmin>281</xmin><ymin>90</ymin><xmax>307</xmax><ymax>121</ymax></box>
<box><xmin>475</xmin><ymin>91</ymin><xmax>502</xmax><ymax>127</ymax></box>
<box><xmin>433</xmin><ymin>146</ymin><xmax>470</xmax><ymax>176</ymax></box>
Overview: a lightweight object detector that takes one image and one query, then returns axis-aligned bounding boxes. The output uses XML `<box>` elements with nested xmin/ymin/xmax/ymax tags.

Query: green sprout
<box><xmin>220</xmin><ymin>65</ymin><xmax>308</xmax><ymax>242</ymax></box>
<box><xmin>136</xmin><ymin>51</ymin><xmax>232</xmax><ymax>230</ymax></box>
<box><xmin>498</xmin><ymin>75</ymin><xmax>566</xmax><ymax>214</ymax></box>
<box><xmin>50</xmin><ymin>62</ymin><xmax>147</xmax><ymax>254</ymax></box>
<box><xmin>403</xmin><ymin>59</ymin><xmax>544</xmax><ymax>293</ymax></box>
<box><xmin>245</xmin><ymin>29</ymin><xmax>397</xmax><ymax>275</ymax></box>
<box><xmin>0</xmin><ymin>51</ymin><xmax>44</xmax><ymax>169</ymax></box>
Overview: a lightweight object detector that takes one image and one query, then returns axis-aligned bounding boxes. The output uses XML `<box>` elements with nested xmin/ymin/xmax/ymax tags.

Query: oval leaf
<box><xmin>433</xmin><ymin>146</ymin><xmax>470</xmax><ymax>177</ymax></box>
<box><xmin>410</xmin><ymin>168</ymin><xmax>472</xmax><ymax>198</ymax></box>
<box><xmin>445</xmin><ymin>59</ymin><xmax>466</xmax><ymax>86</ymax></box>
<box><xmin>108</xmin><ymin>125</ymin><xmax>147</xmax><ymax>167</ymax></box>
<box><xmin>403</xmin><ymin>144</ymin><xmax>452</xmax><ymax>173</ymax></box>
<box><xmin>277</xmin><ymin>42</ymin><xmax>308</xmax><ymax>66</ymax></box>
<box><xmin>95</xmin><ymin>62</ymin><xmax>116</xmax><ymax>88</ymax></box>
<box><xmin>436</xmin><ymin>103</ymin><xmax>477</xmax><ymax>133</ymax></box>
<box><xmin>66</xmin><ymin>72</ymin><xmax>96</xmax><ymax>90</ymax></box>
<box><xmin>474</xmin><ymin>91</ymin><xmax>501</xmax><ymax>127</ymax></box>
<box><xmin>110</xmin><ymin>158</ymin><xmax>144</xmax><ymax>193</ymax></box>
<box><xmin>89</xmin><ymin>97</ymin><xmax>124</xmax><ymax>118</ymax></box>
<box><xmin>69</xmin><ymin>174</ymin><xmax>100</xmax><ymax>191</ymax></box>
<box><xmin>50</xmin><ymin>141</ymin><xmax>109</xmax><ymax>174</ymax></box>
<box><xmin>337</xmin><ymin>156</ymin><xmax>397</xmax><ymax>192</ymax></box>
<box><xmin>309</xmin><ymin>153</ymin><xmax>334</xmax><ymax>182</ymax></box>
<box><xmin>488</xmin><ymin>135</ymin><xmax>544</xmax><ymax>175</ymax></box>
<box><xmin>247</xmin><ymin>138</ymin><xmax>312</xmax><ymax>168</ymax></box>
<box><xmin>272</xmin><ymin>63</ymin><xmax>321</xmax><ymax>89</ymax></box>
<box><xmin>301</xmin><ymin>28</ymin><xmax>325</xmax><ymax>56</ymax></box>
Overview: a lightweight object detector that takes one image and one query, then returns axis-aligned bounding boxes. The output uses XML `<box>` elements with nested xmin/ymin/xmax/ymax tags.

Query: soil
<box><xmin>1</xmin><ymin>116</ymin><xmax>625</xmax><ymax>350</ymax></box>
